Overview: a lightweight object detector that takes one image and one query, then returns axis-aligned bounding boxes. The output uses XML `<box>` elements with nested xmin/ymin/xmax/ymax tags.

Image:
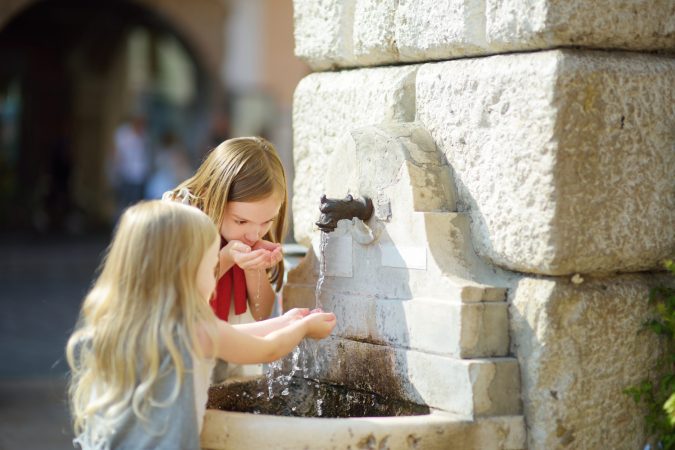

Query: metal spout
<box><xmin>315</xmin><ymin>194</ymin><xmax>374</xmax><ymax>233</ymax></box>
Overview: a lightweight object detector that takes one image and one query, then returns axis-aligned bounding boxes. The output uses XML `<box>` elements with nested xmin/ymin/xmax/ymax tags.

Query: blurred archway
<box><xmin>0</xmin><ymin>0</ymin><xmax>218</xmax><ymax>232</ymax></box>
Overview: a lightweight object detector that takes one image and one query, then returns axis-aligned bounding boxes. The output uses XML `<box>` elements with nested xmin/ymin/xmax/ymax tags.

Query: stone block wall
<box><xmin>294</xmin><ymin>0</ymin><xmax>674</xmax><ymax>70</ymax></box>
<box><xmin>510</xmin><ymin>274</ymin><xmax>670</xmax><ymax>449</ymax></box>
<box><xmin>416</xmin><ymin>50</ymin><xmax>674</xmax><ymax>275</ymax></box>
<box><xmin>290</xmin><ymin>1</ymin><xmax>673</xmax><ymax>448</ymax></box>
<box><xmin>285</xmin><ymin>122</ymin><xmax>523</xmax><ymax>425</ymax></box>
<box><xmin>294</xmin><ymin>51</ymin><xmax>674</xmax><ymax>275</ymax></box>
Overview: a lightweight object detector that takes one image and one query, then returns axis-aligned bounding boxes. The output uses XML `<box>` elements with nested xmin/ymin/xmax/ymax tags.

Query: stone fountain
<box><xmin>201</xmin><ymin>123</ymin><xmax>525</xmax><ymax>449</ymax></box>
<box><xmin>200</xmin><ymin>1</ymin><xmax>672</xmax><ymax>448</ymax></box>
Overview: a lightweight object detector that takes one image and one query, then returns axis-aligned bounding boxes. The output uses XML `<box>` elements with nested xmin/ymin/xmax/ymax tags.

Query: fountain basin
<box><xmin>200</xmin><ymin>377</ymin><xmax>525</xmax><ymax>450</ymax></box>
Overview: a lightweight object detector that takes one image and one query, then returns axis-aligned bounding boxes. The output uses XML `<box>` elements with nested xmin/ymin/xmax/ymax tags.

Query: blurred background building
<box><xmin>0</xmin><ymin>1</ymin><xmax>308</xmax><ymax>448</ymax></box>
<box><xmin>0</xmin><ymin>0</ymin><xmax>307</xmax><ymax>233</ymax></box>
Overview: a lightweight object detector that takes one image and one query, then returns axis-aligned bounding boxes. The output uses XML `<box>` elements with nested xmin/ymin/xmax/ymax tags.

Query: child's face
<box><xmin>197</xmin><ymin>237</ymin><xmax>220</xmax><ymax>301</ymax></box>
<box><xmin>220</xmin><ymin>194</ymin><xmax>282</xmax><ymax>246</ymax></box>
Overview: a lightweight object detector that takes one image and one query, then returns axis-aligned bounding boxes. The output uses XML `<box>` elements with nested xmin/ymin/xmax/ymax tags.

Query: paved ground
<box><xmin>0</xmin><ymin>232</ymin><xmax>109</xmax><ymax>450</ymax></box>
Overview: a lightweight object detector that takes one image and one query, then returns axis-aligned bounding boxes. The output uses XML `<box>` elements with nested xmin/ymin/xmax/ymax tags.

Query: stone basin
<box><xmin>200</xmin><ymin>377</ymin><xmax>525</xmax><ymax>450</ymax></box>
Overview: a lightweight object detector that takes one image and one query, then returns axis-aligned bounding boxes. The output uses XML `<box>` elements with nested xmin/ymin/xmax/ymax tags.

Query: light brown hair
<box><xmin>168</xmin><ymin>137</ymin><xmax>288</xmax><ymax>290</ymax></box>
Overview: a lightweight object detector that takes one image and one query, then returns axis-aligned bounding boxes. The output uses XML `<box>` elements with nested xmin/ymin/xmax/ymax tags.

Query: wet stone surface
<box><xmin>207</xmin><ymin>377</ymin><xmax>429</xmax><ymax>418</ymax></box>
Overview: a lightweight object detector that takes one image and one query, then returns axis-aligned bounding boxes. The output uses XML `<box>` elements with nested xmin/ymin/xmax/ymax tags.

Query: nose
<box><xmin>244</xmin><ymin>226</ymin><xmax>262</xmax><ymax>243</ymax></box>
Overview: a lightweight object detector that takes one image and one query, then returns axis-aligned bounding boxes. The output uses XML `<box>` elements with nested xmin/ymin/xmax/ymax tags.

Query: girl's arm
<box><xmin>233</xmin><ymin>308</ymin><xmax>309</xmax><ymax>337</ymax></box>
<box><xmin>198</xmin><ymin>312</ymin><xmax>336</xmax><ymax>365</ymax></box>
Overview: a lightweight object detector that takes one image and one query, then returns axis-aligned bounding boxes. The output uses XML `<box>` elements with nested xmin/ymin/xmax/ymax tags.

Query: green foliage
<box><xmin>625</xmin><ymin>260</ymin><xmax>675</xmax><ymax>449</ymax></box>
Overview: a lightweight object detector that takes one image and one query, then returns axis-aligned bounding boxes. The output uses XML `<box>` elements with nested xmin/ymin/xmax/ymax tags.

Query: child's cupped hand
<box><xmin>281</xmin><ymin>307</ymin><xmax>310</xmax><ymax>324</ymax></box>
<box><xmin>302</xmin><ymin>311</ymin><xmax>336</xmax><ymax>339</ymax></box>
<box><xmin>223</xmin><ymin>239</ymin><xmax>283</xmax><ymax>271</ymax></box>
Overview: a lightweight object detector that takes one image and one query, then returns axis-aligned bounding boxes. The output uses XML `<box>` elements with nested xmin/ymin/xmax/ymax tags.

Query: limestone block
<box><xmin>352</xmin><ymin>0</ymin><xmax>487</xmax><ymax>66</ymax></box>
<box><xmin>509</xmin><ymin>274</ymin><xmax>670</xmax><ymax>450</ymax></box>
<box><xmin>351</xmin><ymin>0</ymin><xmax>397</xmax><ymax>65</ymax></box>
<box><xmin>394</xmin><ymin>0</ymin><xmax>486</xmax><ymax>61</ymax></box>
<box><xmin>416</xmin><ymin>49</ymin><xmax>675</xmax><ymax>275</ymax></box>
<box><xmin>295</xmin><ymin>118</ymin><xmax>514</xmax><ymax>291</ymax></box>
<box><xmin>303</xmin><ymin>337</ymin><xmax>522</xmax><ymax>417</ymax></box>
<box><xmin>293</xmin><ymin>0</ymin><xmax>355</xmax><ymax>70</ymax></box>
<box><xmin>285</xmin><ymin>285</ymin><xmax>509</xmax><ymax>358</ymax></box>
<box><xmin>202</xmin><ymin>411</ymin><xmax>526</xmax><ymax>450</ymax></box>
<box><xmin>293</xmin><ymin>0</ymin><xmax>674</xmax><ymax>70</ymax></box>
<box><xmin>295</xmin><ymin>0</ymin><xmax>488</xmax><ymax>69</ymax></box>
<box><xmin>323</xmin><ymin>122</ymin><xmax>455</xmax><ymax>213</ymax></box>
<box><xmin>486</xmin><ymin>0</ymin><xmax>675</xmax><ymax>52</ymax></box>
<box><xmin>293</xmin><ymin>66</ymin><xmax>417</xmax><ymax>243</ymax></box>
<box><xmin>285</xmin><ymin>212</ymin><xmax>507</xmax><ymax>304</ymax></box>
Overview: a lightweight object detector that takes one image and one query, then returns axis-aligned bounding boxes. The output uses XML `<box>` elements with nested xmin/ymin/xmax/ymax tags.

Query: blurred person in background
<box><xmin>111</xmin><ymin>115</ymin><xmax>150</xmax><ymax>216</ymax></box>
<box><xmin>145</xmin><ymin>131</ymin><xmax>192</xmax><ymax>200</ymax></box>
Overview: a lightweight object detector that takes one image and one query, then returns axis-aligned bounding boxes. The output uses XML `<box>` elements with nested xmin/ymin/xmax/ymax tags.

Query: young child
<box><xmin>164</xmin><ymin>137</ymin><xmax>287</xmax><ymax>325</ymax></box>
<box><xmin>66</xmin><ymin>201</ymin><xmax>336</xmax><ymax>449</ymax></box>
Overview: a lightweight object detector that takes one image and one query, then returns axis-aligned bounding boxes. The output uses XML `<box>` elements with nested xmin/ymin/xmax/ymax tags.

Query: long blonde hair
<box><xmin>167</xmin><ymin>136</ymin><xmax>288</xmax><ymax>290</ymax></box>
<box><xmin>66</xmin><ymin>201</ymin><xmax>219</xmax><ymax>437</ymax></box>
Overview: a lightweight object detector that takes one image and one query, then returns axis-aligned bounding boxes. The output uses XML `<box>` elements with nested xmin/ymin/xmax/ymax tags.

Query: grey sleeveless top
<box><xmin>74</xmin><ymin>341</ymin><xmax>213</xmax><ymax>450</ymax></box>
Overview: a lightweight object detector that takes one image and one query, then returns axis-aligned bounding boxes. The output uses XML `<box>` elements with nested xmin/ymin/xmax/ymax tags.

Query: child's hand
<box><xmin>223</xmin><ymin>239</ymin><xmax>281</xmax><ymax>271</ymax></box>
<box><xmin>252</xmin><ymin>239</ymin><xmax>281</xmax><ymax>253</ymax></box>
<box><xmin>302</xmin><ymin>312</ymin><xmax>336</xmax><ymax>339</ymax></box>
<box><xmin>252</xmin><ymin>239</ymin><xmax>283</xmax><ymax>269</ymax></box>
<box><xmin>219</xmin><ymin>240</ymin><xmax>250</xmax><ymax>275</ymax></box>
<box><xmin>281</xmin><ymin>307</ymin><xmax>310</xmax><ymax>324</ymax></box>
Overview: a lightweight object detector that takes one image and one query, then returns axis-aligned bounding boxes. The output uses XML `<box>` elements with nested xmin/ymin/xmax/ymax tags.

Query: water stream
<box><xmin>214</xmin><ymin>227</ymin><xmax>432</xmax><ymax>418</ymax></box>
<box><xmin>315</xmin><ymin>231</ymin><xmax>328</xmax><ymax>310</ymax></box>
<box><xmin>261</xmin><ymin>231</ymin><xmax>328</xmax><ymax>412</ymax></box>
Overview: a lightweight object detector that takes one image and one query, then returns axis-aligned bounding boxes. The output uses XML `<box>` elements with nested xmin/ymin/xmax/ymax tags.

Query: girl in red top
<box><xmin>165</xmin><ymin>137</ymin><xmax>288</xmax><ymax>325</ymax></box>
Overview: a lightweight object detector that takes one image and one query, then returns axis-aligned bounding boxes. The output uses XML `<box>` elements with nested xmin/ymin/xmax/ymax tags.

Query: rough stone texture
<box><xmin>294</xmin><ymin>51</ymin><xmax>674</xmax><ymax>275</ymax></box>
<box><xmin>286</xmin><ymin>284</ymin><xmax>509</xmax><ymax>358</ymax></box>
<box><xmin>351</xmin><ymin>0</ymin><xmax>397</xmax><ymax>65</ymax></box>
<box><xmin>290</xmin><ymin>7</ymin><xmax>673</xmax><ymax>449</ymax></box>
<box><xmin>284</xmin><ymin>121</ymin><xmax>520</xmax><ymax>421</ymax></box>
<box><xmin>289</xmin><ymin>122</ymin><xmax>516</xmax><ymax>303</ymax></box>
<box><xmin>416</xmin><ymin>49</ymin><xmax>675</xmax><ymax>275</ymax></box>
<box><xmin>302</xmin><ymin>337</ymin><xmax>521</xmax><ymax>417</ymax></box>
<box><xmin>486</xmin><ymin>0</ymin><xmax>675</xmax><ymax>52</ymax></box>
<box><xmin>509</xmin><ymin>274</ymin><xmax>670</xmax><ymax>450</ymax></box>
<box><xmin>292</xmin><ymin>67</ymin><xmax>417</xmax><ymax>243</ymax></box>
<box><xmin>395</xmin><ymin>0</ymin><xmax>487</xmax><ymax>61</ymax></box>
<box><xmin>293</xmin><ymin>0</ymin><xmax>355</xmax><ymax>69</ymax></box>
<box><xmin>202</xmin><ymin>411</ymin><xmax>526</xmax><ymax>450</ymax></box>
<box><xmin>294</xmin><ymin>0</ymin><xmax>675</xmax><ymax>70</ymax></box>
<box><xmin>352</xmin><ymin>0</ymin><xmax>487</xmax><ymax>66</ymax></box>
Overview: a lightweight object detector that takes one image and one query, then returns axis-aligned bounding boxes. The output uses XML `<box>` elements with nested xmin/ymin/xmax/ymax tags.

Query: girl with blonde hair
<box><xmin>66</xmin><ymin>201</ymin><xmax>335</xmax><ymax>449</ymax></box>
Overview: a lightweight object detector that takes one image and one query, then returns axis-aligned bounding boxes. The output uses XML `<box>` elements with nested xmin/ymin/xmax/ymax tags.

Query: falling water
<box><xmin>302</xmin><ymin>231</ymin><xmax>329</xmax><ymax>380</ymax></box>
<box><xmin>315</xmin><ymin>231</ymin><xmax>328</xmax><ymax>310</ymax></box>
<box><xmin>264</xmin><ymin>342</ymin><xmax>302</xmax><ymax>400</ymax></box>
<box><xmin>261</xmin><ymin>231</ymin><xmax>329</xmax><ymax>405</ymax></box>
<box><xmin>254</xmin><ymin>269</ymin><xmax>261</xmax><ymax>316</ymax></box>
